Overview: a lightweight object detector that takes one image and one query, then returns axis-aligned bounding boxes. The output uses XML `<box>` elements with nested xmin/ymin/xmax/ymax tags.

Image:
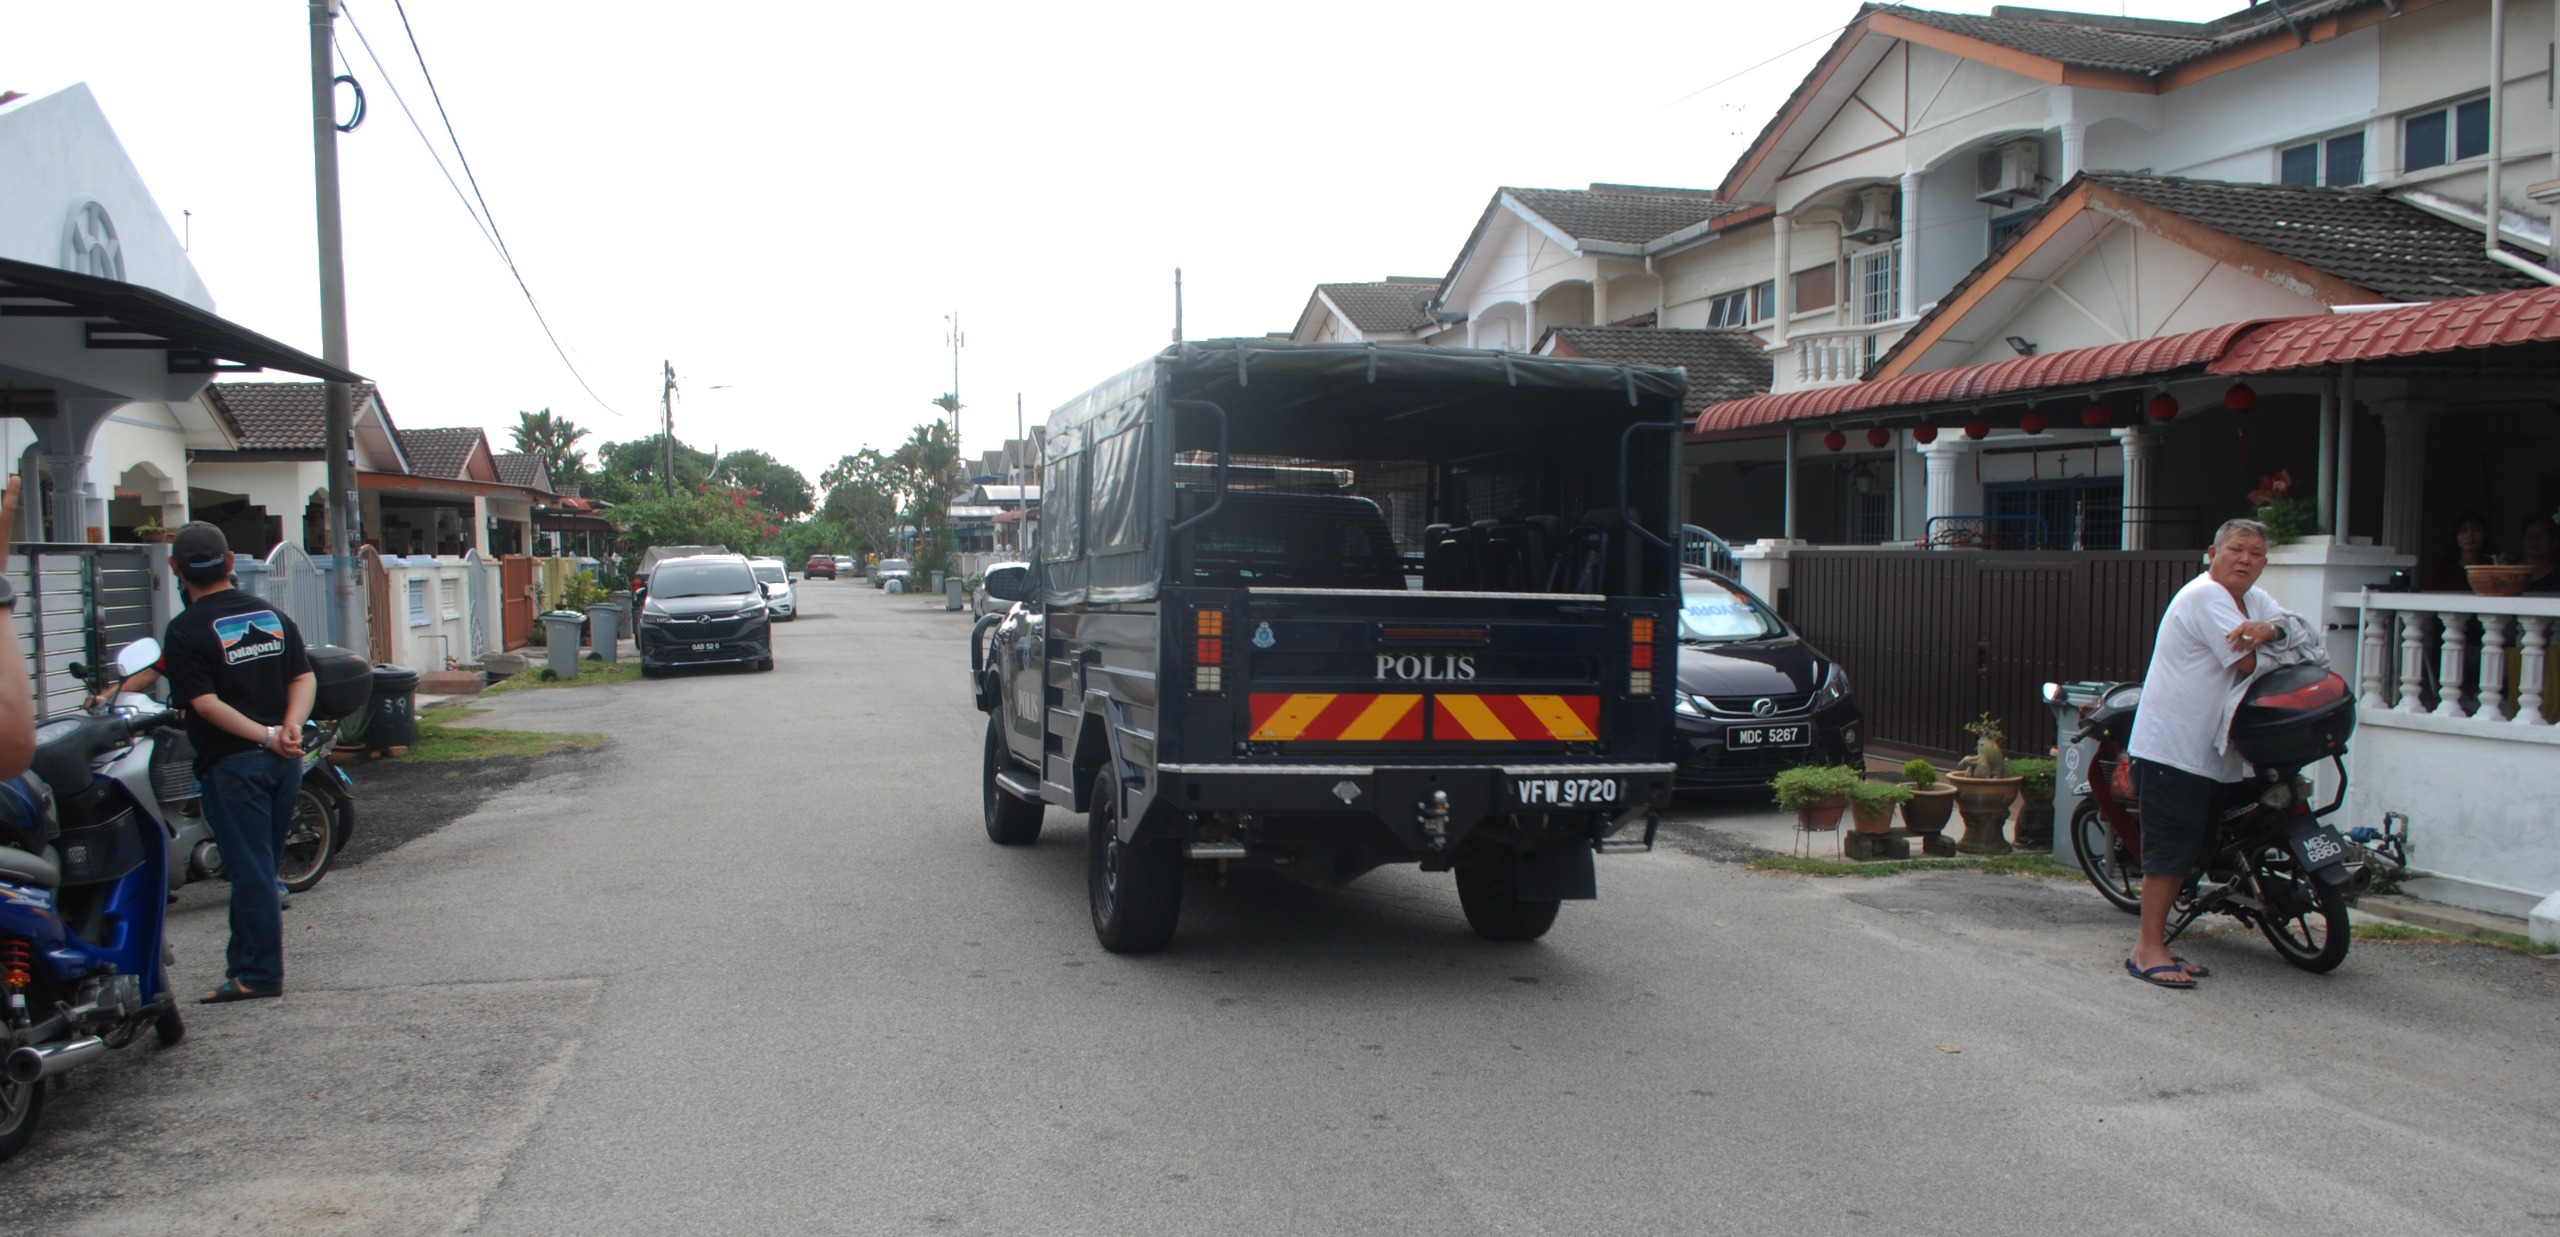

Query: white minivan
<box><xmin>748</xmin><ymin>557</ymin><xmax>797</xmax><ymax>620</ymax></box>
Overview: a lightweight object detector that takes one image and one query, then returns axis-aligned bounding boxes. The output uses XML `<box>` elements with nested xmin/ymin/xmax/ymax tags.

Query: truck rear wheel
<box><xmin>983</xmin><ymin>717</ymin><xmax>1043</xmax><ymax>845</ymax></box>
<box><xmin>1087</xmin><ymin>769</ymin><xmax>1181</xmax><ymax>953</ymax></box>
<box><xmin>1454</xmin><ymin>842</ymin><xmax>1562</xmax><ymax>942</ymax></box>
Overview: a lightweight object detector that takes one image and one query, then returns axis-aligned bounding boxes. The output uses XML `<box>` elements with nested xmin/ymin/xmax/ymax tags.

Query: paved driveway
<box><xmin>10</xmin><ymin>577</ymin><xmax>2556</xmax><ymax>1235</ymax></box>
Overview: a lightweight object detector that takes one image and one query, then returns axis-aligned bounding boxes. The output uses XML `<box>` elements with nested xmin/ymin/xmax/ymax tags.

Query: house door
<box><xmin>500</xmin><ymin>554</ymin><xmax>535</xmax><ymax>649</ymax></box>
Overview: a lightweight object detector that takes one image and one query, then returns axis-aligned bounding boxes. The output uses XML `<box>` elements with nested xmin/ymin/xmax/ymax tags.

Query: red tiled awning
<box><xmin>2211</xmin><ymin>284</ymin><xmax>2560</xmax><ymax>374</ymax></box>
<box><xmin>1693</xmin><ymin>321</ymin><xmax>2257</xmax><ymax>434</ymax></box>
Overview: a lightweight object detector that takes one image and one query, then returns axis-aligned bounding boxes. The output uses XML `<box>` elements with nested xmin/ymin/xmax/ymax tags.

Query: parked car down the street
<box><xmin>1670</xmin><ymin>567</ymin><xmax>1862</xmax><ymax>791</ymax></box>
<box><xmin>751</xmin><ymin>557</ymin><xmax>797</xmax><ymax>620</ymax></box>
<box><xmin>872</xmin><ymin>558</ymin><xmax>912</xmax><ymax>591</ymax></box>
<box><xmin>833</xmin><ymin>555</ymin><xmax>856</xmax><ymax>576</ymax></box>
<box><xmin>973</xmin><ymin>561</ymin><xmax>1028</xmax><ymax>618</ymax></box>
<box><xmin>637</xmin><ymin>553</ymin><xmax>774</xmax><ymax>676</ymax></box>
<box><xmin>802</xmin><ymin>554</ymin><xmax>835</xmax><ymax>580</ymax></box>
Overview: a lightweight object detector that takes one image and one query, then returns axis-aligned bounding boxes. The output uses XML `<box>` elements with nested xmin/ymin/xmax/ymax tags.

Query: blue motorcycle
<box><xmin>0</xmin><ymin>640</ymin><xmax>186</xmax><ymax>1162</ymax></box>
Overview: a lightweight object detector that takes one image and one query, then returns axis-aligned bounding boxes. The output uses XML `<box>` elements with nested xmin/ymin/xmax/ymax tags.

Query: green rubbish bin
<box><xmin>586</xmin><ymin>601</ymin><xmax>626</xmax><ymax>662</ymax></box>
<box><xmin>543</xmin><ymin>612</ymin><xmax>586</xmax><ymax>679</ymax></box>
<box><xmin>368</xmin><ymin>664</ymin><xmax>420</xmax><ymax>755</ymax></box>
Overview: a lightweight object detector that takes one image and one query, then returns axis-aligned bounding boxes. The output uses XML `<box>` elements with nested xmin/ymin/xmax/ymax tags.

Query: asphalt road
<box><xmin>10</xmin><ymin>578</ymin><xmax>2558</xmax><ymax>1235</ymax></box>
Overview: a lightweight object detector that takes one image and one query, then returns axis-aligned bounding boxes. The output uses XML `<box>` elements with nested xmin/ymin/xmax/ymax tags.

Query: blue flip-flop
<box><xmin>2125</xmin><ymin>958</ymin><xmax>2197</xmax><ymax>989</ymax></box>
<box><xmin>2173</xmin><ymin>956</ymin><xmax>2211</xmax><ymax>978</ymax></box>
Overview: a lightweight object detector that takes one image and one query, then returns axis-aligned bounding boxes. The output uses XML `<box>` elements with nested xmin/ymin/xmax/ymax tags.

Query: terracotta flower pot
<box><xmin>1849</xmin><ymin>799</ymin><xmax>1898</xmax><ymax>834</ymax></box>
<box><xmin>1793</xmin><ymin>794</ymin><xmax>1849</xmax><ymax>833</ymax></box>
<box><xmin>1901</xmin><ymin>784</ymin><xmax>1957</xmax><ymax>836</ymax></box>
<box><xmin>1945</xmin><ymin>773</ymin><xmax>2022</xmax><ymax>855</ymax></box>
<box><xmin>2466</xmin><ymin>564</ymin><xmax>2533</xmax><ymax>597</ymax></box>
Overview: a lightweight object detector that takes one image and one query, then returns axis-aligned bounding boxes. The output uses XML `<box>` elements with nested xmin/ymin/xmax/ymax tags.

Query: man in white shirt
<box><xmin>2124</xmin><ymin>518</ymin><xmax>2284</xmax><ymax>989</ymax></box>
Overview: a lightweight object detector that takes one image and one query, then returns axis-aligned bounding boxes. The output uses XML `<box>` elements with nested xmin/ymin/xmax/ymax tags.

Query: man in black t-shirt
<box><xmin>160</xmin><ymin>522</ymin><xmax>314</xmax><ymax>1003</ymax></box>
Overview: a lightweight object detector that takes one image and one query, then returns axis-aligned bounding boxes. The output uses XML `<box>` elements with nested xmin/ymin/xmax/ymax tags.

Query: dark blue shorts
<box><xmin>2137</xmin><ymin>760</ymin><xmax>2236</xmax><ymax>879</ymax></box>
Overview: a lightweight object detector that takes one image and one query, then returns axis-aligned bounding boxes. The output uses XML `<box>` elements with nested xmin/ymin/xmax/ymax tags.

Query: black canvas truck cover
<box><xmin>1034</xmin><ymin>339</ymin><xmax>1690</xmax><ymax>607</ymax></box>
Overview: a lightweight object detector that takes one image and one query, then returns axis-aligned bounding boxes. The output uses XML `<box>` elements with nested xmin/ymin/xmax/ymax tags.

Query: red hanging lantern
<box><xmin>2223</xmin><ymin>383</ymin><xmax>2257</xmax><ymax>412</ymax></box>
<box><xmin>1963</xmin><ymin>417</ymin><xmax>1990</xmax><ymax>440</ymax></box>
<box><xmin>1823</xmin><ymin>430</ymin><xmax>1847</xmax><ymax>452</ymax></box>
<box><xmin>1912</xmin><ymin>424</ymin><xmax>1939</xmax><ymax>444</ymax></box>
<box><xmin>1865</xmin><ymin>427</ymin><xmax>1892</xmax><ymax>449</ymax></box>
<box><xmin>2080</xmin><ymin>402</ymin><xmax>2111</xmax><ymax>428</ymax></box>
<box><xmin>2019</xmin><ymin>410</ymin><xmax>2048</xmax><ymax>435</ymax></box>
<box><xmin>2147</xmin><ymin>393</ymin><xmax>2179</xmax><ymax>421</ymax></box>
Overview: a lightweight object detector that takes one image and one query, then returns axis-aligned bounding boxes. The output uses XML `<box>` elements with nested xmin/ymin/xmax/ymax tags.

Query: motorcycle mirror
<box><xmin>116</xmin><ymin>638</ymin><xmax>162</xmax><ymax>677</ymax></box>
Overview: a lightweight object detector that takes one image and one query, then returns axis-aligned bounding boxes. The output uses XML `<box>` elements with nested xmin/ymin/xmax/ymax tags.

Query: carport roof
<box><xmin>0</xmin><ymin>255</ymin><xmax>360</xmax><ymax>384</ymax></box>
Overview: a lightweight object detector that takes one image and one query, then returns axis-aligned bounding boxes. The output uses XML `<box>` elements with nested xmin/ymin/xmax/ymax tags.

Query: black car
<box><xmin>637</xmin><ymin>554</ymin><xmax>774</xmax><ymax>676</ymax></box>
<box><xmin>1671</xmin><ymin>567</ymin><xmax>1862</xmax><ymax>790</ymax></box>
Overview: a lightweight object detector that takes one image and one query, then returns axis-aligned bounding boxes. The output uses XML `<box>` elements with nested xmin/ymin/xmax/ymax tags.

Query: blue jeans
<box><xmin>201</xmin><ymin>750</ymin><xmax>300</xmax><ymax>991</ymax></box>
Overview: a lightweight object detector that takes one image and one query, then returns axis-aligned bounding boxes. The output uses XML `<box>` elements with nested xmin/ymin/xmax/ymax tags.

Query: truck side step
<box><xmin>993</xmin><ymin>768</ymin><xmax>1042</xmax><ymax>802</ymax></box>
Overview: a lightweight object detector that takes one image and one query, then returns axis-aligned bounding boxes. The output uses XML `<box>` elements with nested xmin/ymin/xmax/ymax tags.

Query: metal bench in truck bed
<box><xmin>970</xmin><ymin>339</ymin><xmax>1687</xmax><ymax>952</ymax></box>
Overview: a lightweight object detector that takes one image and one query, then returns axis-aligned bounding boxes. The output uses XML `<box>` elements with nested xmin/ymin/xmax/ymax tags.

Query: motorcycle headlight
<box><xmin>2259</xmin><ymin>781</ymin><xmax>2297</xmax><ymax>811</ymax></box>
<box><xmin>1673</xmin><ymin>693</ymin><xmax>1707</xmax><ymax>718</ymax></box>
<box><xmin>1814</xmin><ymin>663</ymin><xmax>1850</xmax><ymax>707</ymax></box>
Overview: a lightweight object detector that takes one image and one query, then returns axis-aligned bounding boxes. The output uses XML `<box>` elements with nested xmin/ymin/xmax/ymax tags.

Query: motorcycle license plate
<box><xmin>1727</xmin><ymin>723</ymin><xmax>1810</xmax><ymax>751</ymax></box>
<box><xmin>2288</xmin><ymin>823</ymin><xmax>2352</xmax><ymax>879</ymax></box>
<box><xmin>1511</xmin><ymin>776</ymin><xmax>1622</xmax><ymax>807</ymax></box>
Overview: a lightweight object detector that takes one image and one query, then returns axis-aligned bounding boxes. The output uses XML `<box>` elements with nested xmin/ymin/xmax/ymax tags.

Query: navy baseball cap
<box><xmin>170</xmin><ymin>521</ymin><xmax>232</xmax><ymax>573</ymax></box>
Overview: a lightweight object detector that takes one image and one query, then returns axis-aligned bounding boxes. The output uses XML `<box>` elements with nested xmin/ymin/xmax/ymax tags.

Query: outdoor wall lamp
<box><xmin>2005</xmin><ymin>335</ymin><xmax>2037</xmax><ymax>356</ymax></box>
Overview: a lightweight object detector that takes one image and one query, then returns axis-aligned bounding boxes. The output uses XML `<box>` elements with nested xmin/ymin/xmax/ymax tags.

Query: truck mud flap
<box><xmin>1510</xmin><ymin>834</ymin><xmax>1597</xmax><ymax>901</ymax></box>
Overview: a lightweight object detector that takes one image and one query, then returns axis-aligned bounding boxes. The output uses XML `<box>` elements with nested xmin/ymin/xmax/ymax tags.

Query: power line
<box><xmin>332</xmin><ymin>21</ymin><xmax>499</xmax><ymax>260</ymax></box>
<box><xmin>1652</xmin><ymin>4</ymin><xmax>1915</xmax><ymax>115</ymax></box>
<box><xmin>338</xmin><ymin>0</ymin><xmax>627</xmax><ymax>418</ymax></box>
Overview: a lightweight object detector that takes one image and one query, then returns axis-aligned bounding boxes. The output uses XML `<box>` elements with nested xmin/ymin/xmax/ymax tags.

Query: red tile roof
<box><xmin>1694</xmin><ymin>322</ymin><xmax>2253</xmax><ymax>433</ymax></box>
<box><xmin>2212</xmin><ymin>284</ymin><xmax>2560</xmax><ymax>374</ymax></box>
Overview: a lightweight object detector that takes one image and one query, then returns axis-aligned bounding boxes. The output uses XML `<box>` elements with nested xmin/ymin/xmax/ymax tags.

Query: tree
<box><xmin>709</xmin><ymin>449</ymin><xmax>813</xmax><ymax>519</ymax></box>
<box><xmin>892</xmin><ymin>420</ymin><xmax>968</xmax><ymax>579</ymax></box>
<box><xmin>607</xmin><ymin>488</ymin><xmax>768</xmax><ymax>578</ymax></box>
<box><xmin>817</xmin><ymin>448</ymin><xmax>902</xmax><ymax>558</ymax></box>
<box><xmin>510</xmin><ymin>408</ymin><xmax>589</xmax><ymax>487</ymax></box>
<box><xmin>590</xmin><ymin>434</ymin><xmax>715</xmax><ymax>504</ymax></box>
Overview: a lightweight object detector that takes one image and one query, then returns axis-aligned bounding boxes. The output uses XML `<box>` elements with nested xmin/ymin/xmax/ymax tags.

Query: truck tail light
<box><xmin>1194</xmin><ymin>608</ymin><xmax>1226</xmax><ymax>694</ymax></box>
<box><xmin>1628</xmin><ymin>616</ymin><xmax>1656</xmax><ymax>696</ymax></box>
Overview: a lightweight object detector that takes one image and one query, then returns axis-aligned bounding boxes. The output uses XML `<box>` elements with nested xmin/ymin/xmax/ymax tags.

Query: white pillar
<box><xmin>43</xmin><ymin>454</ymin><xmax>90</xmax><ymax>545</ymax></box>
<box><xmin>2374</xmin><ymin>403</ymin><xmax>2434</xmax><ymax>558</ymax></box>
<box><xmin>1770</xmin><ymin>215</ymin><xmax>1794</xmax><ymax>345</ymax></box>
<box><xmin>1898</xmin><ymin>169</ymin><xmax>1922</xmax><ymax>321</ymax></box>
<box><xmin>2059</xmin><ymin>122</ymin><xmax>2088</xmax><ymax>181</ymax></box>
<box><xmin>471</xmin><ymin>494</ymin><xmax>493</xmax><ymax>554</ymax></box>
<box><xmin>1921</xmin><ymin>437</ymin><xmax>1979</xmax><ymax>545</ymax></box>
<box><xmin>2112</xmin><ymin>426</ymin><xmax>2160</xmax><ymax>551</ymax></box>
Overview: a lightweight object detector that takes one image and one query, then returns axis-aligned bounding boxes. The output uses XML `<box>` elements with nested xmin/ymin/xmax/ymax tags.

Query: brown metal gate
<box><xmin>500</xmin><ymin>554</ymin><xmax>536</xmax><ymax>649</ymax></box>
<box><xmin>1781</xmin><ymin>550</ymin><xmax>2199</xmax><ymax>760</ymax></box>
<box><xmin>360</xmin><ymin>546</ymin><xmax>393</xmax><ymax>663</ymax></box>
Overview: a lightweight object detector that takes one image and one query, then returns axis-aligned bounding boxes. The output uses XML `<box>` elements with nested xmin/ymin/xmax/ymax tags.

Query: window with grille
<box><xmin>1849</xmin><ymin>243</ymin><xmax>1901</xmax><ymax>326</ymax></box>
<box><xmin>406</xmin><ymin>578</ymin><xmax>428</xmax><ymax>627</ymax></box>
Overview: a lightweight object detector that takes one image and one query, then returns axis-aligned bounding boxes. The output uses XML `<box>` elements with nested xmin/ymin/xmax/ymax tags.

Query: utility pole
<box><xmin>1014</xmin><ymin>393</ymin><xmax>1023</xmax><ymax>485</ymax></box>
<box><xmin>309</xmin><ymin>0</ymin><xmax>363</xmax><ymax>654</ymax></box>
<box><xmin>660</xmin><ymin>360</ymin><xmax>676</xmax><ymax>496</ymax></box>
<box><xmin>944</xmin><ymin>311</ymin><xmax>964</xmax><ymax>453</ymax></box>
<box><xmin>1173</xmin><ymin>267</ymin><xmax>1183</xmax><ymax>343</ymax></box>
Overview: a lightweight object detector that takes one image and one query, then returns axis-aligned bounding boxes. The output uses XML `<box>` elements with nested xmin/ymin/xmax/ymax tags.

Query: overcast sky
<box><xmin>3</xmin><ymin>0</ymin><xmax>2245</xmax><ymax>487</ymax></box>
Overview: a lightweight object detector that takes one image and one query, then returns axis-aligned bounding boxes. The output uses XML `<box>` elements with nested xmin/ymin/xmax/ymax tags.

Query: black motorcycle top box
<box><xmin>2231</xmin><ymin>665</ymin><xmax>2356</xmax><ymax>769</ymax></box>
<box><xmin>308</xmin><ymin>645</ymin><xmax>372</xmax><ymax>721</ymax></box>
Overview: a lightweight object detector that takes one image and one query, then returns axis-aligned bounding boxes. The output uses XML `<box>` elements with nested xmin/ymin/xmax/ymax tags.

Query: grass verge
<box><xmin>484</xmin><ymin>660</ymin><xmax>644</xmax><ymax>693</ymax></box>
<box><xmin>1748</xmin><ymin>852</ymin><xmax>2074</xmax><ymax>880</ymax></box>
<box><xmin>402</xmin><ymin>705</ymin><xmax>606</xmax><ymax>762</ymax></box>
<box><xmin>2352</xmin><ymin>921</ymin><xmax>2557</xmax><ymax>956</ymax></box>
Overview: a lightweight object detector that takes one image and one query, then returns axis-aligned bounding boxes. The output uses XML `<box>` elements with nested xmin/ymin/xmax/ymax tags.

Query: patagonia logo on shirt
<box><xmin>213</xmin><ymin>610</ymin><xmax>288</xmax><ymax>666</ymax></box>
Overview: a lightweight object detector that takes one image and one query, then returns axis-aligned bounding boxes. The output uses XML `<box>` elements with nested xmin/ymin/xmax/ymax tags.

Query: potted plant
<box><xmin>1945</xmin><ymin>712</ymin><xmax>2022</xmax><ymax>855</ymax></box>
<box><xmin>1900</xmin><ymin>758</ymin><xmax>1958</xmax><ymax>837</ymax></box>
<box><xmin>2008</xmin><ymin>755</ymin><xmax>2057</xmax><ymax>850</ymax></box>
<box><xmin>1845</xmin><ymin>777</ymin><xmax>1912</xmax><ymax>835</ymax></box>
<box><xmin>1770</xmin><ymin>764</ymin><xmax>1859</xmax><ymax>834</ymax></box>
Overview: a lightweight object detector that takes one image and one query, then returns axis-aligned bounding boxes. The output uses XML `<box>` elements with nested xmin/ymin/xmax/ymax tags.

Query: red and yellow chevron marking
<box><xmin>1248</xmin><ymin>693</ymin><xmax>1425</xmax><ymax>742</ymax></box>
<box><xmin>1430</xmin><ymin>694</ymin><xmax>1600</xmax><ymax>742</ymax></box>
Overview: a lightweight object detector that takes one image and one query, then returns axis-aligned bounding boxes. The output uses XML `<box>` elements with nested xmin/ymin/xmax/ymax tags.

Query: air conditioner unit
<box><xmin>1842</xmin><ymin>185</ymin><xmax>1901</xmax><ymax>244</ymax></box>
<box><xmin>1975</xmin><ymin>138</ymin><xmax>2044</xmax><ymax>205</ymax></box>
